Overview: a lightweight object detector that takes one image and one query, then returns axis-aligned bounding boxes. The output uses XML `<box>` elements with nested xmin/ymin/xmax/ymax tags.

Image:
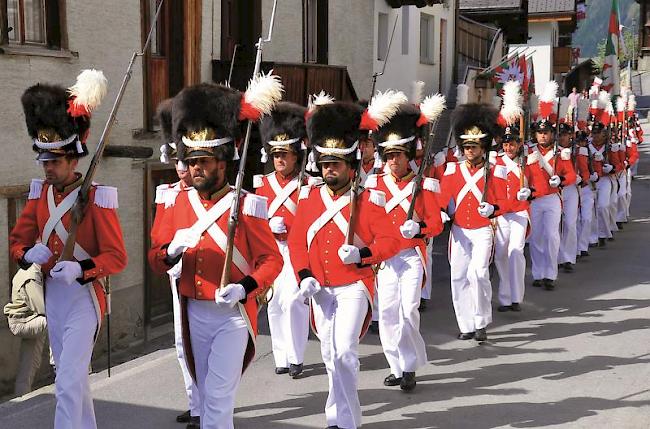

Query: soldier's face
<box><xmin>359</xmin><ymin>138</ymin><xmax>375</xmax><ymax>163</ymax></box>
<box><xmin>188</xmin><ymin>157</ymin><xmax>226</xmax><ymax>192</ymax></box>
<box><xmin>559</xmin><ymin>133</ymin><xmax>571</xmax><ymax>148</ymax></box>
<box><xmin>273</xmin><ymin>151</ymin><xmax>298</xmax><ymax>177</ymax></box>
<box><xmin>536</xmin><ymin>130</ymin><xmax>553</xmax><ymax>146</ymax></box>
<box><xmin>462</xmin><ymin>143</ymin><xmax>485</xmax><ymax>164</ymax></box>
<box><xmin>385</xmin><ymin>152</ymin><xmax>409</xmax><ymax>177</ymax></box>
<box><xmin>592</xmin><ymin>130</ymin><xmax>606</xmax><ymax>146</ymax></box>
<box><xmin>321</xmin><ymin>160</ymin><xmax>351</xmax><ymax>190</ymax></box>
<box><xmin>502</xmin><ymin>140</ymin><xmax>522</xmax><ymax>158</ymax></box>
<box><xmin>42</xmin><ymin>157</ymin><xmax>78</xmax><ymax>188</ymax></box>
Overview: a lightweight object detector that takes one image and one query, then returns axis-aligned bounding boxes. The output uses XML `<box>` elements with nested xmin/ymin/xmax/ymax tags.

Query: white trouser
<box><xmin>494</xmin><ymin>211</ymin><xmax>528</xmax><ymax>306</ymax></box>
<box><xmin>449</xmin><ymin>224</ymin><xmax>493</xmax><ymax>333</ymax></box>
<box><xmin>529</xmin><ymin>194</ymin><xmax>562</xmax><ymax>280</ymax></box>
<box><xmin>188</xmin><ymin>299</ymin><xmax>248</xmax><ymax>429</ymax></box>
<box><xmin>421</xmin><ymin>239</ymin><xmax>434</xmax><ymax>300</ymax></box>
<box><xmin>312</xmin><ymin>282</ymin><xmax>368</xmax><ymax>429</ymax></box>
<box><xmin>592</xmin><ymin>178</ymin><xmax>612</xmax><ymax>240</ymax></box>
<box><xmin>371</xmin><ymin>281</ymin><xmax>379</xmax><ymax>322</ymax></box>
<box><xmin>267</xmin><ymin>241</ymin><xmax>309</xmax><ymax>367</ymax></box>
<box><xmin>559</xmin><ymin>184</ymin><xmax>579</xmax><ymax>264</ymax></box>
<box><xmin>46</xmin><ymin>276</ymin><xmax>97</xmax><ymax>429</ymax></box>
<box><xmin>608</xmin><ymin>176</ymin><xmax>619</xmax><ymax>233</ymax></box>
<box><xmin>625</xmin><ymin>168</ymin><xmax>633</xmax><ymax>218</ymax></box>
<box><xmin>577</xmin><ymin>185</ymin><xmax>595</xmax><ymax>252</ymax></box>
<box><xmin>377</xmin><ymin>248</ymin><xmax>427</xmax><ymax>377</ymax></box>
<box><xmin>8</xmin><ymin>316</ymin><xmax>48</xmax><ymax>396</ymax></box>
<box><xmin>616</xmin><ymin>172</ymin><xmax>628</xmax><ymax>223</ymax></box>
<box><xmin>170</xmin><ymin>276</ymin><xmax>200</xmax><ymax>417</ymax></box>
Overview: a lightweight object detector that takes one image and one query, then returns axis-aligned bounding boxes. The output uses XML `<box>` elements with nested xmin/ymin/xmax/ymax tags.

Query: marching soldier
<box><xmin>10</xmin><ymin>70</ymin><xmax>127</xmax><ymax>429</ymax></box>
<box><xmin>253</xmin><ymin>102</ymin><xmax>313</xmax><ymax>378</ymax></box>
<box><xmin>574</xmin><ymin>129</ymin><xmax>597</xmax><ymax>258</ymax></box>
<box><xmin>438</xmin><ymin>102</ymin><xmax>508</xmax><ymax>342</ymax></box>
<box><xmin>526</xmin><ymin>81</ymin><xmax>576</xmax><ymax>290</ymax></box>
<box><xmin>147</xmin><ymin>99</ymin><xmax>200</xmax><ymax>428</ymax></box>
<box><xmin>288</xmin><ymin>97</ymin><xmax>401</xmax><ymax>429</ymax></box>
<box><xmin>150</xmin><ymin>81</ymin><xmax>283</xmax><ymax>429</ymax></box>
<box><xmin>493</xmin><ymin>80</ymin><xmax>529</xmax><ymax>312</ymax></box>
<box><xmin>557</xmin><ymin>120</ymin><xmax>580</xmax><ymax>272</ymax></box>
<box><xmin>365</xmin><ymin>96</ymin><xmax>445</xmax><ymax>391</ymax></box>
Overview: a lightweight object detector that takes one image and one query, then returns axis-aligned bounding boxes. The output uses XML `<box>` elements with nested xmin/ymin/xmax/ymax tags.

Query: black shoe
<box><xmin>543</xmin><ymin>279</ymin><xmax>555</xmax><ymax>290</ymax></box>
<box><xmin>616</xmin><ymin>222</ymin><xmax>623</xmax><ymax>230</ymax></box>
<box><xmin>384</xmin><ymin>374</ymin><xmax>402</xmax><ymax>386</ymax></box>
<box><xmin>186</xmin><ymin>416</ymin><xmax>200</xmax><ymax>429</ymax></box>
<box><xmin>369</xmin><ymin>320</ymin><xmax>379</xmax><ymax>334</ymax></box>
<box><xmin>275</xmin><ymin>367</ymin><xmax>289</xmax><ymax>375</ymax></box>
<box><xmin>289</xmin><ymin>363</ymin><xmax>303</xmax><ymax>378</ymax></box>
<box><xmin>511</xmin><ymin>303</ymin><xmax>521</xmax><ymax>312</ymax></box>
<box><xmin>497</xmin><ymin>305</ymin><xmax>512</xmax><ymax>312</ymax></box>
<box><xmin>418</xmin><ymin>298</ymin><xmax>428</xmax><ymax>312</ymax></box>
<box><xmin>562</xmin><ymin>262</ymin><xmax>574</xmax><ymax>273</ymax></box>
<box><xmin>532</xmin><ymin>279</ymin><xmax>543</xmax><ymax>288</ymax></box>
<box><xmin>599</xmin><ymin>238</ymin><xmax>607</xmax><ymax>248</ymax></box>
<box><xmin>326</xmin><ymin>426</ymin><xmax>340</xmax><ymax>429</ymax></box>
<box><xmin>475</xmin><ymin>328</ymin><xmax>488</xmax><ymax>342</ymax></box>
<box><xmin>400</xmin><ymin>372</ymin><xmax>416</xmax><ymax>392</ymax></box>
<box><xmin>608</xmin><ymin>236</ymin><xmax>615</xmax><ymax>241</ymax></box>
<box><xmin>589</xmin><ymin>242</ymin><xmax>598</xmax><ymax>248</ymax></box>
<box><xmin>581</xmin><ymin>251</ymin><xmax>590</xmax><ymax>257</ymax></box>
<box><xmin>176</xmin><ymin>410</ymin><xmax>191</xmax><ymax>423</ymax></box>
<box><xmin>457</xmin><ymin>332</ymin><xmax>475</xmax><ymax>340</ymax></box>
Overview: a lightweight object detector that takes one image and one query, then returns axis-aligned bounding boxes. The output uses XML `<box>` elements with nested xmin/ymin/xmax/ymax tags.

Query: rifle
<box><xmin>347</xmin><ymin>11</ymin><xmax>398</xmax><ymax>245</ymax></box>
<box><xmin>551</xmin><ymin>91</ymin><xmax>563</xmax><ymax>176</ymax></box>
<box><xmin>221</xmin><ymin>0</ymin><xmax>278</xmax><ymax>287</ymax></box>
<box><xmin>105</xmin><ymin>276</ymin><xmax>112</xmax><ymax>377</ymax></box>
<box><xmin>481</xmin><ymin>150</ymin><xmax>491</xmax><ymax>204</ymax></box>
<box><xmin>226</xmin><ymin>44</ymin><xmax>240</xmax><ymax>87</ymax></box>
<box><xmin>519</xmin><ymin>115</ymin><xmax>526</xmax><ymax>188</ymax></box>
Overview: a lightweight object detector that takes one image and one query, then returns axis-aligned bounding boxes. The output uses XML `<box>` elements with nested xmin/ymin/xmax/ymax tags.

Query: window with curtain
<box><xmin>3</xmin><ymin>0</ymin><xmax>61</xmax><ymax>47</ymax></box>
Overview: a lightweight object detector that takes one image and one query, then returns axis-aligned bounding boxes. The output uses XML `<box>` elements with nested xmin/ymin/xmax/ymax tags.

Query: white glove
<box><xmin>214</xmin><ymin>283</ymin><xmax>246</xmax><ymax>308</ymax></box>
<box><xmin>433</xmin><ymin>151</ymin><xmax>446</xmax><ymax>166</ymax></box>
<box><xmin>575</xmin><ymin>175</ymin><xmax>582</xmax><ymax>185</ymax></box>
<box><xmin>477</xmin><ymin>202</ymin><xmax>495</xmax><ymax>218</ymax></box>
<box><xmin>167</xmin><ymin>261</ymin><xmax>182</xmax><ymax>279</ymax></box>
<box><xmin>297</xmin><ymin>277</ymin><xmax>321</xmax><ymax>300</ymax></box>
<box><xmin>549</xmin><ymin>175</ymin><xmax>562</xmax><ymax>188</ymax></box>
<box><xmin>50</xmin><ymin>261</ymin><xmax>83</xmax><ymax>285</ymax></box>
<box><xmin>624</xmin><ymin>160</ymin><xmax>629</xmax><ymax>168</ymax></box>
<box><xmin>168</xmin><ymin>228</ymin><xmax>201</xmax><ymax>258</ymax></box>
<box><xmin>517</xmin><ymin>187</ymin><xmax>531</xmax><ymax>201</ymax></box>
<box><xmin>593</xmin><ymin>152</ymin><xmax>604</xmax><ymax>162</ymax></box>
<box><xmin>603</xmin><ymin>163</ymin><xmax>614</xmax><ymax>174</ymax></box>
<box><xmin>24</xmin><ymin>243</ymin><xmax>53</xmax><ymax>265</ymax></box>
<box><xmin>399</xmin><ymin>219</ymin><xmax>421</xmax><ymax>239</ymax></box>
<box><xmin>440</xmin><ymin>211</ymin><xmax>451</xmax><ymax>224</ymax></box>
<box><xmin>268</xmin><ymin>216</ymin><xmax>287</xmax><ymax>234</ymax></box>
<box><xmin>589</xmin><ymin>172</ymin><xmax>599</xmax><ymax>182</ymax></box>
<box><xmin>338</xmin><ymin>244</ymin><xmax>361</xmax><ymax>264</ymax></box>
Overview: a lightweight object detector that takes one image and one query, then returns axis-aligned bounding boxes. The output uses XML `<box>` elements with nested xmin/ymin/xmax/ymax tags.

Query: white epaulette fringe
<box><xmin>368</xmin><ymin>189</ymin><xmax>386</xmax><ymax>207</ymax></box>
<box><xmin>94</xmin><ymin>186</ymin><xmax>119</xmax><ymax>209</ymax></box>
<box><xmin>578</xmin><ymin>146</ymin><xmax>589</xmax><ymax>156</ymax></box>
<box><xmin>242</xmin><ymin>193</ymin><xmax>268</xmax><ymax>219</ymax></box>
<box><xmin>28</xmin><ymin>179</ymin><xmax>44</xmax><ymax>200</ymax></box>
<box><xmin>527</xmin><ymin>151</ymin><xmax>541</xmax><ymax>165</ymax></box>
<box><xmin>155</xmin><ymin>184</ymin><xmax>169</xmax><ymax>204</ymax></box>
<box><xmin>560</xmin><ymin>148</ymin><xmax>572</xmax><ymax>160</ymax></box>
<box><xmin>422</xmin><ymin>177</ymin><xmax>440</xmax><ymax>193</ymax></box>
<box><xmin>444</xmin><ymin>162</ymin><xmax>457</xmax><ymax>176</ymax></box>
<box><xmin>253</xmin><ymin>174</ymin><xmax>264</xmax><ymax>189</ymax></box>
<box><xmin>365</xmin><ymin>173</ymin><xmax>379</xmax><ymax>189</ymax></box>
<box><xmin>494</xmin><ymin>164</ymin><xmax>508</xmax><ymax>179</ymax></box>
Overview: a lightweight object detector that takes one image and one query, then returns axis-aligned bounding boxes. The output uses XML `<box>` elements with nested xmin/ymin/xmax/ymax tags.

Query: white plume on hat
<box><xmin>68</xmin><ymin>69</ymin><xmax>108</xmax><ymax>113</ymax></box>
<box><xmin>627</xmin><ymin>94</ymin><xmax>637</xmax><ymax>112</ymax></box>
<box><xmin>367</xmin><ymin>90</ymin><xmax>409</xmax><ymax>128</ymax></box>
<box><xmin>419</xmin><ymin>93</ymin><xmax>446</xmax><ymax>123</ymax></box>
<box><xmin>243</xmin><ymin>71</ymin><xmax>284</xmax><ymax>117</ymax></box>
<box><xmin>500</xmin><ymin>80</ymin><xmax>523</xmax><ymax>126</ymax></box>
<box><xmin>540</xmin><ymin>80</ymin><xmax>558</xmax><ymax>104</ymax></box>
<box><xmin>307</xmin><ymin>90</ymin><xmax>335</xmax><ymax>113</ymax></box>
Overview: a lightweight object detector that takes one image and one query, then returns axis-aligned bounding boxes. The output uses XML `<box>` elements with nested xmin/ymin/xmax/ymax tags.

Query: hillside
<box><xmin>572</xmin><ymin>0</ymin><xmax>639</xmax><ymax>58</ymax></box>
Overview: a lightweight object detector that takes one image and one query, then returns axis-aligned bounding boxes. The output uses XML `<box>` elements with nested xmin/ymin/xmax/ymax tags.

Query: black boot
<box><xmin>289</xmin><ymin>363</ymin><xmax>303</xmax><ymax>378</ymax></box>
<box><xmin>368</xmin><ymin>321</ymin><xmax>379</xmax><ymax>334</ymax></box>
<box><xmin>562</xmin><ymin>262</ymin><xmax>574</xmax><ymax>273</ymax></box>
<box><xmin>598</xmin><ymin>238</ymin><xmax>607</xmax><ymax>248</ymax></box>
<box><xmin>275</xmin><ymin>367</ymin><xmax>289</xmax><ymax>375</ymax></box>
<box><xmin>176</xmin><ymin>410</ymin><xmax>191</xmax><ymax>423</ymax></box>
<box><xmin>543</xmin><ymin>278</ymin><xmax>555</xmax><ymax>290</ymax></box>
<box><xmin>400</xmin><ymin>372</ymin><xmax>416</xmax><ymax>392</ymax></box>
<box><xmin>457</xmin><ymin>331</ymin><xmax>475</xmax><ymax>340</ymax></box>
<box><xmin>186</xmin><ymin>416</ymin><xmax>200</xmax><ymax>429</ymax></box>
<box><xmin>497</xmin><ymin>305</ymin><xmax>512</xmax><ymax>312</ymax></box>
<box><xmin>418</xmin><ymin>298</ymin><xmax>428</xmax><ymax>312</ymax></box>
<box><xmin>475</xmin><ymin>328</ymin><xmax>488</xmax><ymax>342</ymax></box>
<box><xmin>532</xmin><ymin>279</ymin><xmax>543</xmax><ymax>288</ymax></box>
<box><xmin>510</xmin><ymin>303</ymin><xmax>521</xmax><ymax>312</ymax></box>
<box><xmin>384</xmin><ymin>374</ymin><xmax>402</xmax><ymax>386</ymax></box>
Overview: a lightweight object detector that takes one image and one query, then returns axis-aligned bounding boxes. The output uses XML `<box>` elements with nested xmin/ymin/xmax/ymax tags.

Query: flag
<box><xmin>527</xmin><ymin>57</ymin><xmax>536</xmax><ymax>96</ymax></box>
<box><xmin>486</xmin><ymin>55</ymin><xmax>524</xmax><ymax>93</ymax></box>
<box><xmin>602</xmin><ymin>0</ymin><xmax>621</xmax><ymax>95</ymax></box>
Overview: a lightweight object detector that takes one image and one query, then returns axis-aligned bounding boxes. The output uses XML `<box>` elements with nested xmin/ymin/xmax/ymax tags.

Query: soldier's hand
<box><xmin>168</xmin><ymin>228</ymin><xmax>201</xmax><ymax>258</ymax></box>
<box><xmin>548</xmin><ymin>175</ymin><xmax>562</xmax><ymax>188</ymax></box>
<box><xmin>602</xmin><ymin>163</ymin><xmax>614</xmax><ymax>174</ymax></box>
<box><xmin>50</xmin><ymin>261</ymin><xmax>83</xmax><ymax>285</ymax></box>
<box><xmin>575</xmin><ymin>175</ymin><xmax>582</xmax><ymax>185</ymax></box>
<box><xmin>298</xmin><ymin>277</ymin><xmax>321</xmax><ymax>300</ymax></box>
<box><xmin>338</xmin><ymin>245</ymin><xmax>361</xmax><ymax>264</ymax></box>
<box><xmin>517</xmin><ymin>188</ymin><xmax>532</xmax><ymax>201</ymax></box>
<box><xmin>399</xmin><ymin>220</ymin><xmax>421</xmax><ymax>239</ymax></box>
<box><xmin>268</xmin><ymin>216</ymin><xmax>287</xmax><ymax>234</ymax></box>
<box><xmin>589</xmin><ymin>172</ymin><xmax>599</xmax><ymax>182</ymax></box>
<box><xmin>24</xmin><ymin>243</ymin><xmax>53</xmax><ymax>265</ymax></box>
<box><xmin>477</xmin><ymin>202</ymin><xmax>495</xmax><ymax>218</ymax></box>
<box><xmin>215</xmin><ymin>283</ymin><xmax>246</xmax><ymax>308</ymax></box>
<box><xmin>593</xmin><ymin>152</ymin><xmax>604</xmax><ymax>162</ymax></box>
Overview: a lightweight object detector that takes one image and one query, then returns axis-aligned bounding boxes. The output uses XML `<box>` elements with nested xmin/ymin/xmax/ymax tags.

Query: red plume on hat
<box><xmin>497</xmin><ymin>80</ymin><xmax>523</xmax><ymax>128</ymax></box>
<box><xmin>238</xmin><ymin>71</ymin><xmax>284</xmax><ymax>122</ymax></box>
<box><xmin>538</xmin><ymin>81</ymin><xmax>558</xmax><ymax>122</ymax></box>
<box><xmin>360</xmin><ymin>90</ymin><xmax>408</xmax><ymax>131</ymax></box>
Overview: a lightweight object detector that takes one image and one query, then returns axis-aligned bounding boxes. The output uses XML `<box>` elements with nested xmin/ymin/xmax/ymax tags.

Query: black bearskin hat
<box><xmin>259</xmin><ymin>102</ymin><xmax>307</xmax><ymax>163</ymax></box>
<box><xmin>307</xmin><ymin>102</ymin><xmax>364</xmax><ymax>165</ymax></box>
<box><xmin>156</xmin><ymin>98</ymin><xmax>177</xmax><ymax>163</ymax></box>
<box><xmin>502</xmin><ymin>124</ymin><xmax>521</xmax><ymax>143</ymax></box>
<box><xmin>375</xmin><ymin>103</ymin><xmax>422</xmax><ymax>161</ymax></box>
<box><xmin>452</xmin><ymin>103</ymin><xmax>499</xmax><ymax>150</ymax></box>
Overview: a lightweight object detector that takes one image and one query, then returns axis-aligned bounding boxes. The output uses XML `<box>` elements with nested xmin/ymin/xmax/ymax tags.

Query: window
<box><xmin>420</xmin><ymin>13</ymin><xmax>435</xmax><ymax>65</ymax></box>
<box><xmin>401</xmin><ymin>6</ymin><xmax>409</xmax><ymax>55</ymax></box>
<box><xmin>2</xmin><ymin>0</ymin><xmax>61</xmax><ymax>48</ymax></box>
<box><xmin>377</xmin><ymin>12</ymin><xmax>388</xmax><ymax>61</ymax></box>
<box><xmin>303</xmin><ymin>0</ymin><xmax>328</xmax><ymax>64</ymax></box>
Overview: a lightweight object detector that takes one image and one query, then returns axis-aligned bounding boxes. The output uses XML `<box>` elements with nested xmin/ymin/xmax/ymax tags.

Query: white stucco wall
<box><xmin>511</xmin><ymin>21</ymin><xmax>558</xmax><ymax>93</ymax></box>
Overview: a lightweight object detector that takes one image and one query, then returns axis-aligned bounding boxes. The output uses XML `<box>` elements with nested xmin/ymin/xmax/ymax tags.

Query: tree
<box><xmin>593</xmin><ymin>29</ymin><xmax>636</xmax><ymax>72</ymax></box>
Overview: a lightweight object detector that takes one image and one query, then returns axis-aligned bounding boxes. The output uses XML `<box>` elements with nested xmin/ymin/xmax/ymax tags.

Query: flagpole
<box><xmin>480</xmin><ymin>47</ymin><xmax>536</xmax><ymax>77</ymax></box>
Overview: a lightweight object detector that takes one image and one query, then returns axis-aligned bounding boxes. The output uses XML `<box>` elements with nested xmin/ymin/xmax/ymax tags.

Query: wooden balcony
<box><xmin>212</xmin><ymin>60</ymin><xmax>358</xmax><ymax>104</ymax></box>
<box><xmin>553</xmin><ymin>46</ymin><xmax>573</xmax><ymax>74</ymax></box>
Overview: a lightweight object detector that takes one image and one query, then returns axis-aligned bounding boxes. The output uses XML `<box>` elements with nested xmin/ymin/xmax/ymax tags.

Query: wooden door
<box><xmin>143</xmin><ymin>0</ymin><xmax>184</xmax><ymax>130</ymax></box>
<box><xmin>144</xmin><ymin>167</ymin><xmax>179</xmax><ymax>327</ymax></box>
<box><xmin>221</xmin><ymin>0</ymin><xmax>262</xmax><ymax>63</ymax></box>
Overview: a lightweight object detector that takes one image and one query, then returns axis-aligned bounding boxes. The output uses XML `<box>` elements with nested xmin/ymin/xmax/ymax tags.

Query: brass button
<box><xmin>197</xmin><ymin>270</ymin><xmax>203</xmax><ymax>274</ymax></box>
<box><xmin>197</xmin><ymin>291</ymin><xmax>203</xmax><ymax>297</ymax></box>
<box><xmin>200</xmin><ymin>236</ymin><xmax>205</xmax><ymax>241</ymax></box>
<box><xmin>198</xmin><ymin>257</ymin><xmax>203</xmax><ymax>262</ymax></box>
<box><xmin>54</xmin><ymin>251</ymin><xmax>59</xmax><ymax>255</ymax></box>
<box><xmin>203</xmin><ymin>203</ymin><xmax>208</xmax><ymax>208</ymax></box>
<box><xmin>325</xmin><ymin>250</ymin><xmax>328</xmax><ymax>254</ymax></box>
<box><xmin>197</xmin><ymin>281</ymin><xmax>202</xmax><ymax>286</ymax></box>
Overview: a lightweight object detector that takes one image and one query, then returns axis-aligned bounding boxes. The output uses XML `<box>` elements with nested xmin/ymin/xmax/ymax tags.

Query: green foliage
<box><xmin>593</xmin><ymin>30</ymin><xmax>637</xmax><ymax>72</ymax></box>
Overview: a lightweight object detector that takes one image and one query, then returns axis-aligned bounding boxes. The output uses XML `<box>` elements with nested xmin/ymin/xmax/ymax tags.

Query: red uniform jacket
<box><xmin>150</xmin><ymin>185</ymin><xmax>282</xmax><ymax>372</ymax></box>
<box><xmin>526</xmin><ymin>145</ymin><xmax>577</xmax><ymax>198</ymax></box>
<box><xmin>10</xmin><ymin>176</ymin><xmax>127</xmax><ymax>332</ymax></box>
<box><xmin>575</xmin><ymin>147</ymin><xmax>591</xmax><ymax>185</ymax></box>
<box><xmin>589</xmin><ymin>142</ymin><xmax>621</xmax><ymax>178</ymax></box>
<box><xmin>626</xmin><ymin>141</ymin><xmax>639</xmax><ymax>167</ymax></box>
<box><xmin>253</xmin><ymin>171</ymin><xmax>303</xmax><ymax>241</ymax></box>
<box><xmin>148</xmin><ymin>180</ymin><xmax>188</xmax><ymax>269</ymax></box>
<box><xmin>495</xmin><ymin>154</ymin><xmax>532</xmax><ymax>213</ymax></box>
<box><xmin>438</xmin><ymin>161</ymin><xmax>509</xmax><ymax>229</ymax></box>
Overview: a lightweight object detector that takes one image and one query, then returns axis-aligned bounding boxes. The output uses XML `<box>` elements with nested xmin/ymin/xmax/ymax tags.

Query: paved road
<box><xmin>2</xmin><ymin>143</ymin><xmax>650</xmax><ymax>429</ymax></box>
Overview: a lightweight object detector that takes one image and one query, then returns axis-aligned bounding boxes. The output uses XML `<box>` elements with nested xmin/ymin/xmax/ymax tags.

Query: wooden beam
<box><xmin>0</xmin><ymin>184</ymin><xmax>30</xmax><ymax>199</ymax></box>
<box><xmin>529</xmin><ymin>16</ymin><xmax>574</xmax><ymax>23</ymax></box>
